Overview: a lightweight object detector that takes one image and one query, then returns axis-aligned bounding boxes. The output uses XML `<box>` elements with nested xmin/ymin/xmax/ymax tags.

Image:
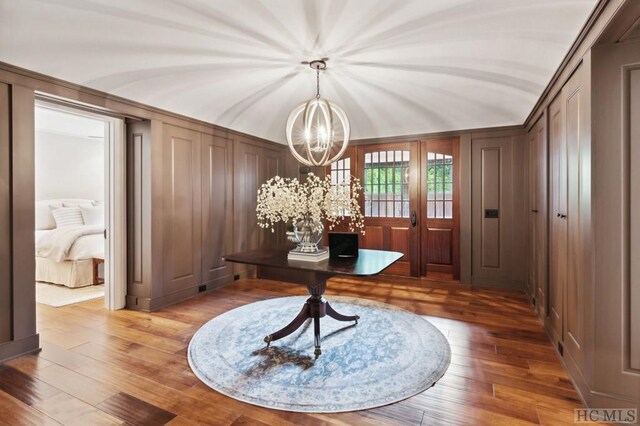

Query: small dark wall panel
<box><xmin>0</xmin><ymin>83</ymin><xmax>10</xmax><ymax>344</ymax></box>
<box><xmin>426</xmin><ymin>228</ymin><xmax>452</xmax><ymax>265</ymax></box>
<box><xmin>480</xmin><ymin>147</ymin><xmax>501</xmax><ymax>268</ymax></box>
<box><xmin>162</xmin><ymin>124</ymin><xmax>202</xmax><ymax>294</ymax></box>
<box><xmin>132</xmin><ymin>133</ymin><xmax>143</xmax><ymax>284</ymax></box>
<box><xmin>201</xmin><ymin>134</ymin><xmax>233</xmax><ymax>284</ymax></box>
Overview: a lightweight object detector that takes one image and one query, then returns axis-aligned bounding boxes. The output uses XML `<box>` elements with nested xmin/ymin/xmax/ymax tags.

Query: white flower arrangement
<box><xmin>256</xmin><ymin>173</ymin><xmax>365</xmax><ymax>234</ymax></box>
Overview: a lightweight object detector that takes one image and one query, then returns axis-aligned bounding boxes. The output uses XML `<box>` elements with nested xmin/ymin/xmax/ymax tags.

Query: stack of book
<box><xmin>287</xmin><ymin>247</ymin><xmax>329</xmax><ymax>262</ymax></box>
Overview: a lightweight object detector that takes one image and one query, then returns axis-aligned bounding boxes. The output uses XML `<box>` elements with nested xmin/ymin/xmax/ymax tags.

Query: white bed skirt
<box><xmin>36</xmin><ymin>257</ymin><xmax>94</xmax><ymax>288</ymax></box>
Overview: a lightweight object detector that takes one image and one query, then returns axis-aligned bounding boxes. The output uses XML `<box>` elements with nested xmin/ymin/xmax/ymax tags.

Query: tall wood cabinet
<box><xmin>547</xmin><ymin>61</ymin><xmax>591</xmax><ymax>373</ymax></box>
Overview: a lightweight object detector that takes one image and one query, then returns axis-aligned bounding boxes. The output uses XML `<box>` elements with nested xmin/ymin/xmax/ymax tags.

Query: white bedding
<box><xmin>36</xmin><ymin>226</ymin><xmax>105</xmax><ymax>262</ymax></box>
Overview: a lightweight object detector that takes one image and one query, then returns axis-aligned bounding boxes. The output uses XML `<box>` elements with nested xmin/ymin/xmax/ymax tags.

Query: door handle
<box><xmin>411</xmin><ymin>211</ymin><xmax>417</xmax><ymax>227</ymax></box>
<box><xmin>560</xmin><ymin>214</ymin><xmax>567</xmax><ymax>219</ymax></box>
<box><xmin>531</xmin><ymin>209</ymin><xmax>538</xmax><ymax>213</ymax></box>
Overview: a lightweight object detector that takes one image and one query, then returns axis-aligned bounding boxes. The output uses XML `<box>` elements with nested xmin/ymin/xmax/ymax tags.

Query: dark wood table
<box><xmin>223</xmin><ymin>248</ymin><xmax>402</xmax><ymax>357</ymax></box>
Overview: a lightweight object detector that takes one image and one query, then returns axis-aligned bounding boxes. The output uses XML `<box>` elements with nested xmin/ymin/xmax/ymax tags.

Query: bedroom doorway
<box><xmin>34</xmin><ymin>100</ymin><xmax>126</xmax><ymax>310</ymax></box>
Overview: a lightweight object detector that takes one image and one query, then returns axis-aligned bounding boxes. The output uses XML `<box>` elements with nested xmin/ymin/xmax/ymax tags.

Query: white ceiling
<box><xmin>0</xmin><ymin>0</ymin><xmax>597</xmax><ymax>143</ymax></box>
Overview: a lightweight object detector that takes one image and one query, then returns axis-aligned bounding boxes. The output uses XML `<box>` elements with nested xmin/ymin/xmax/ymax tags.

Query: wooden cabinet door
<box><xmin>548</xmin><ymin>94</ymin><xmax>567</xmax><ymax>341</ymax></box>
<box><xmin>529</xmin><ymin>118</ymin><xmax>548</xmax><ymax>317</ymax></box>
<box><xmin>528</xmin><ymin>131</ymin><xmax>538</xmax><ymax>297</ymax></box>
<box><xmin>201</xmin><ymin>133</ymin><xmax>233</xmax><ymax>285</ymax></box>
<box><xmin>420</xmin><ymin>138</ymin><xmax>460</xmax><ymax>280</ymax></box>
<box><xmin>357</xmin><ymin>142</ymin><xmax>419</xmax><ymax>277</ymax></box>
<box><xmin>564</xmin><ymin>65</ymin><xmax>588</xmax><ymax>367</ymax></box>
<box><xmin>162</xmin><ymin>124</ymin><xmax>202</xmax><ymax>294</ymax></box>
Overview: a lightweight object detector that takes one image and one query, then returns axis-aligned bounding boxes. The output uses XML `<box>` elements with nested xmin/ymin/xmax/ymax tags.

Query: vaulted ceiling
<box><xmin>0</xmin><ymin>0</ymin><xmax>597</xmax><ymax>143</ymax></box>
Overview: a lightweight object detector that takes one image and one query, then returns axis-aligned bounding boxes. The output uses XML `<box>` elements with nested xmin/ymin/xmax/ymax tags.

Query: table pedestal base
<box><xmin>263</xmin><ymin>281</ymin><xmax>359</xmax><ymax>357</ymax></box>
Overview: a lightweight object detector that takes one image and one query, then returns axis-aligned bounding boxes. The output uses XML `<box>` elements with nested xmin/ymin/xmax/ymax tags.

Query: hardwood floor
<box><xmin>1</xmin><ymin>277</ymin><xmax>587</xmax><ymax>425</ymax></box>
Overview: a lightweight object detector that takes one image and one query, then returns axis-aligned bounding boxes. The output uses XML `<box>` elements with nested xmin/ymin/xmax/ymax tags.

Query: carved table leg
<box><xmin>326</xmin><ymin>301</ymin><xmax>360</xmax><ymax>324</ymax></box>
<box><xmin>262</xmin><ymin>273</ymin><xmax>359</xmax><ymax>357</ymax></box>
<box><xmin>264</xmin><ymin>304</ymin><xmax>310</xmax><ymax>346</ymax></box>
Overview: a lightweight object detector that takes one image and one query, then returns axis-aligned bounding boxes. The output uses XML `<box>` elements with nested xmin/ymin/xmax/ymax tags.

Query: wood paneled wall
<box><xmin>590</xmin><ymin>38</ymin><xmax>640</xmax><ymax>409</ymax></box>
<box><xmin>0</xmin><ymin>62</ymin><xmax>293</xmax><ymax>361</ymax></box>
<box><xmin>125</xmin><ymin>120</ymin><xmax>289</xmax><ymax>311</ymax></box>
<box><xmin>0</xmin><ymin>82</ymin><xmax>39</xmax><ymax>361</ymax></box>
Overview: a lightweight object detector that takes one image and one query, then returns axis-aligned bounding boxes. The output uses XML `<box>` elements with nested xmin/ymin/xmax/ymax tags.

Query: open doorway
<box><xmin>34</xmin><ymin>100</ymin><xmax>126</xmax><ymax>310</ymax></box>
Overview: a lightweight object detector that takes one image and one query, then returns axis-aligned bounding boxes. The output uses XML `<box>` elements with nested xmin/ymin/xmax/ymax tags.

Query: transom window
<box><xmin>426</xmin><ymin>152</ymin><xmax>453</xmax><ymax>219</ymax></box>
<box><xmin>364</xmin><ymin>150</ymin><xmax>410</xmax><ymax>218</ymax></box>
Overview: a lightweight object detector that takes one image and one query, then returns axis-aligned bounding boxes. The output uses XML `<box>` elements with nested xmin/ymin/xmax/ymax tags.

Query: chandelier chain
<box><xmin>316</xmin><ymin>68</ymin><xmax>320</xmax><ymax>99</ymax></box>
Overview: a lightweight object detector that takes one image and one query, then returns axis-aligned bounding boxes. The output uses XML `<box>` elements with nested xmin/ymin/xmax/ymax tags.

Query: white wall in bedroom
<box><xmin>35</xmin><ymin>131</ymin><xmax>104</xmax><ymax>202</ymax></box>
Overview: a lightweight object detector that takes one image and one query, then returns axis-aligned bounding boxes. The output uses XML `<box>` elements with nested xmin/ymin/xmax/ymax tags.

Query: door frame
<box><xmin>356</xmin><ymin>141</ymin><xmax>420</xmax><ymax>277</ymax></box>
<box><xmin>35</xmin><ymin>97</ymin><xmax>127</xmax><ymax>310</ymax></box>
<box><xmin>105</xmin><ymin>117</ymin><xmax>127</xmax><ymax>310</ymax></box>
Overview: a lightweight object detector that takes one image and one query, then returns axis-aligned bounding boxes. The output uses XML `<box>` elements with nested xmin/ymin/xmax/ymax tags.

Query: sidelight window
<box><xmin>363</xmin><ymin>150</ymin><xmax>410</xmax><ymax>218</ymax></box>
<box><xmin>426</xmin><ymin>152</ymin><xmax>453</xmax><ymax>219</ymax></box>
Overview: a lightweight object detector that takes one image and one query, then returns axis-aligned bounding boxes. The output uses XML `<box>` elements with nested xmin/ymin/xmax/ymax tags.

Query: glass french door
<box><xmin>357</xmin><ymin>142</ymin><xmax>419</xmax><ymax>276</ymax></box>
<box><xmin>420</xmin><ymin>138</ymin><xmax>460</xmax><ymax>279</ymax></box>
<box><xmin>327</xmin><ymin>139</ymin><xmax>459</xmax><ymax>279</ymax></box>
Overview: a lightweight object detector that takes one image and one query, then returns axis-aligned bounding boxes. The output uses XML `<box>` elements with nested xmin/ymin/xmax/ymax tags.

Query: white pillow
<box><xmin>35</xmin><ymin>202</ymin><xmax>57</xmax><ymax>230</ymax></box>
<box><xmin>80</xmin><ymin>205</ymin><xmax>104</xmax><ymax>226</ymax></box>
<box><xmin>51</xmin><ymin>206</ymin><xmax>84</xmax><ymax>227</ymax></box>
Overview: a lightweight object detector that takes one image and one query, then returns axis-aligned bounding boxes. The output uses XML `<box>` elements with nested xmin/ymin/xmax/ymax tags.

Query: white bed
<box><xmin>35</xmin><ymin>199</ymin><xmax>105</xmax><ymax>288</ymax></box>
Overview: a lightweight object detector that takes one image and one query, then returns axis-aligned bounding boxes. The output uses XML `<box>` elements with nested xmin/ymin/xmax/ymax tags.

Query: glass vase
<box><xmin>293</xmin><ymin>215</ymin><xmax>323</xmax><ymax>253</ymax></box>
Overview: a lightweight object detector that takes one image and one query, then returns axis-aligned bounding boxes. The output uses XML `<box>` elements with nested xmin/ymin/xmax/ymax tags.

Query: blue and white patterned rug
<box><xmin>188</xmin><ymin>296</ymin><xmax>451</xmax><ymax>413</ymax></box>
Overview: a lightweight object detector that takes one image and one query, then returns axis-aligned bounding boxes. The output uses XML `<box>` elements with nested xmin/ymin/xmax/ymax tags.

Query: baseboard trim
<box><xmin>543</xmin><ymin>321</ymin><xmax>640</xmax><ymax>415</ymax></box>
<box><xmin>0</xmin><ymin>333</ymin><xmax>40</xmax><ymax>362</ymax></box>
<box><xmin>127</xmin><ymin>274</ymin><xmax>247</xmax><ymax>312</ymax></box>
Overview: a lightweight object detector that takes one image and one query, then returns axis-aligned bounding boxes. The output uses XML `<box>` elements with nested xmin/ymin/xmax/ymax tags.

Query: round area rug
<box><xmin>188</xmin><ymin>296</ymin><xmax>451</xmax><ymax>413</ymax></box>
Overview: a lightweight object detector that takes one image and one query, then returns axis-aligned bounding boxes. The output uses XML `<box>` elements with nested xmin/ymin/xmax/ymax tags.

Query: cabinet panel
<box><xmin>201</xmin><ymin>134</ymin><xmax>233</xmax><ymax>284</ymax></box>
<box><xmin>534</xmin><ymin>123</ymin><xmax>548</xmax><ymax>314</ymax></box>
<box><xmin>548</xmin><ymin>94</ymin><xmax>566</xmax><ymax>341</ymax></box>
<box><xmin>162</xmin><ymin>124</ymin><xmax>202</xmax><ymax>294</ymax></box>
<box><xmin>528</xmin><ymin>116</ymin><xmax>548</xmax><ymax>317</ymax></box>
<box><xmin>565</xmin><ymin>81</ymin><xmax>584</xmax><ymax>355</ymax></box>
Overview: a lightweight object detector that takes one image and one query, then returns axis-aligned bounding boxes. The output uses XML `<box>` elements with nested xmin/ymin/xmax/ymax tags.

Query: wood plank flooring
<box><xmin>1</xmin><ymin>277</ymin><xmax>588</xmax><ymax>425</ymax></box>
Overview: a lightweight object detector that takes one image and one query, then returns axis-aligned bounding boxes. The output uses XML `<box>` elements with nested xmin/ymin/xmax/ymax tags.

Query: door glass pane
<box><xmin>426</xmin><ymin>152</ymin><xmax>453</xmax><ymax>219</ymax></box>
<box><xmin>364</xmin><ymin>149</ymin><xmax>410</xmax><ymax>218</ymax></box>
<box><xmin>329</xmin><ymin>157</ymin><xmax>352</xmax><ymax>216</ymax></box>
